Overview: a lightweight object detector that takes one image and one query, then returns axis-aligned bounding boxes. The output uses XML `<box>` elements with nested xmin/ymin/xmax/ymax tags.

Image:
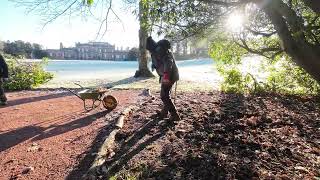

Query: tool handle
<box><xmin>74</xmin><ymin>82</ymin><xmax>84</xmax><ymax>88</ymax></box>
<box><xmin>60</xmin><ymin>87</ymin><xmax>83</xmax><ymax>100</ymax></box>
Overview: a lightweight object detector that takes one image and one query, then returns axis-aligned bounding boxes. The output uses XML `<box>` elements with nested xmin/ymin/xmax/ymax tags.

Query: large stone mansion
<box><xmin>46</xmin><ymin>42</ymin><xmax>129</xmax><ymax>60</ymax></box>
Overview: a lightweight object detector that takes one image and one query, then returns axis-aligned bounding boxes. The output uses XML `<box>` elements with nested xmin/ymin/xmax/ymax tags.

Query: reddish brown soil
<box><xmin>0</xmin><ymin>89</ymin><xmax>142</xmax><ymax>180</ymax></box>
<box><xmin>1</xmin><ymin>90</ymin><xmax>319</xmax><ymax>180</ymax></box>
<box><xmin>99</xmin><ymin>92</ymin><xmax>320</xmax><ymax>179</ymax></box>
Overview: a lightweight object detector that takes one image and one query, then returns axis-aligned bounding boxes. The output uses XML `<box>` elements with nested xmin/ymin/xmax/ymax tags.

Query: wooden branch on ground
<box><xmin>115</xmin><ymin>106</ymin><xmax>136</xmax><ymax>128</ymax></box>
<box><xmin>84</xmin><ymin>105</ymin><xmax>137</xmax><ymax>179</ymax></box>
<box><xmin>84</xmin><ymin>129</ymin><xmax>119</xmax><ymax>180</ymax></box>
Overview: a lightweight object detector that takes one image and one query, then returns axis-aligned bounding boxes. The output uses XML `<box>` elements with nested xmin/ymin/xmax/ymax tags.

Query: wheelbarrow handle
<box><xmin>74</xmin><ymin>82</ymin><xmax>84</xmax><ymax>88</ymax></box>
<box><xmin>60</xmin><ymin>87</ymin><xmax>83</xmax><ymax>100</ymax></box>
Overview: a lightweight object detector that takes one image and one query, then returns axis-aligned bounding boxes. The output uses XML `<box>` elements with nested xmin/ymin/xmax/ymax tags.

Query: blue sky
<box><xmin>0</xmin><ymin>0</ymin><xmax>140</xmax><ymax>49</ymax></box>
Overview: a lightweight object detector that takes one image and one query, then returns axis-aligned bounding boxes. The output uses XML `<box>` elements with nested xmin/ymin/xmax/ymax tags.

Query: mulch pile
<box><xmin>99</xmin><ymin>91</ymin><xmax>319</xmax><ymax>179</ymax></box>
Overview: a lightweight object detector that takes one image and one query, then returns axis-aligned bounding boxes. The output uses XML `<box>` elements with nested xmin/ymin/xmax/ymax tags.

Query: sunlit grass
<box><xmin>38</xmin><ymin>76</ymin><xmax>217</xmax><ymax>92</ymax></box>
<box><xmin>111</xmin><ymin>78</ymin><xmax>215</xmax><ymax>92</ymax></box>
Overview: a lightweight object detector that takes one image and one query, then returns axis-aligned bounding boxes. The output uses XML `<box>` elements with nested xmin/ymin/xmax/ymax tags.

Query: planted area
<box><xmin>210</xmin><ymin>40</ymin><xmax>320</xmax><ymax>95</ymax></box>
<box><xmin>97</xmin><ymin>91</ymin><xmax>319</xmax><ymax>179</ymax></box>
<box><xmin>3</xmin><ymin>56</ymin><xmax>53</xmax><ymax>91</ymax></box>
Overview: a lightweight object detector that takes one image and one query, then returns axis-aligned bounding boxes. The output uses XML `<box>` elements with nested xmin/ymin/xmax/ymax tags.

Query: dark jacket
<box><xmin>151</xmin><ymin>49</ymin><xmax>179</xmax><ymax>83</ymax></box>
<box><xmin>147</xmin><ymin>37</ymin><xmax>179</xmax><ymax>83</ymax></box>
<box><xmin>0</xmin><ymin>54</ymin><xmax>9</xmax><ymax>78</ymax></box>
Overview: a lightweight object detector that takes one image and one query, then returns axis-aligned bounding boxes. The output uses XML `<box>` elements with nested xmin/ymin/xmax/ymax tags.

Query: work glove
<box><xmin>161</xmin><ymin>72</ymin><xmax>170</xmax><ymax>84</ymax></box>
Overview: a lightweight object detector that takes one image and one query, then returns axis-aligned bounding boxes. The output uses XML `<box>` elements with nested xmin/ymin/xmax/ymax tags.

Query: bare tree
<box><xmin>12</xmin><ymin>0</ymin><xmax>153</xmax><ymax>77</ymax></box>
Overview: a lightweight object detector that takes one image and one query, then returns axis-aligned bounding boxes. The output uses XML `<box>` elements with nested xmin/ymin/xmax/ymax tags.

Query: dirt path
<box><xmin>0</xmin><ymin>89</ymin><xmax>143</xmax><ymax>180</ymax></box>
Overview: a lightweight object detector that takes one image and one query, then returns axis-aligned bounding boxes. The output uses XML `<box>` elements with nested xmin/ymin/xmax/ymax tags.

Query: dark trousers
<box><xmin>160</xmin><ymin>83</ymin><xmax>177</xmax><ymax>114</ymax></box>
<box><xmin>0</xmin><ymin>78</ymin><xmax>7</xmax><ymax>102</ymax></box>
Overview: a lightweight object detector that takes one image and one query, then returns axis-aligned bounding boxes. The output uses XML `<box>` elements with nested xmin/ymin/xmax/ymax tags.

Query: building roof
<box><xmin>76</xmin><ymin>41</ymin><xmax>113</xmax><ymax>47</ymax></box>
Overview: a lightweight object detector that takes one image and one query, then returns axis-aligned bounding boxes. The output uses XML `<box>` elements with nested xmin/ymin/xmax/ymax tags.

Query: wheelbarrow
<box><xmin>61</xmin><ymin>83</ymin><xmax>118</xmax><ymax>111</ymax></box>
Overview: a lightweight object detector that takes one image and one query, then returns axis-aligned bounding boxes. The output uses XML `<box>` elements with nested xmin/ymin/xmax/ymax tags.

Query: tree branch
<box><xmin>95</xmin><ymin>0</ymin><xmax>112</xmax><ymax>40</ymax></box>
<box><xmin>42</xmin><ymin>0</ymin><xmax>78</xmax><ymax>29</ymax></box>
<box><xmin>199</xmin><ymin>0</ymin><xmax>252</xmax><ymax>7</ymax></box>
<box><xmin>245</xmin><ymin>27</ymin><xmax>277</xmax><ymax>37</ymax></box>
<box><xmin>235</xmin><ymin>37</ymin><xmax>282</xmax><ymax>59</ymax></box>
<box><xmin>301</xmin><ymin>0</ymin><xmax>320</xmax><ymax>14</ymax></box>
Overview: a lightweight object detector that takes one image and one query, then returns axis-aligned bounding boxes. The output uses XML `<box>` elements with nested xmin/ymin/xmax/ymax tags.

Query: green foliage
<box><xmin>147</xmin><ymin>0</ymin><xmax>214</xmax><ymax>38</ymax></box>
<box><xmin>244</xmin><ymin>36</ymin><xmax>283</xmax><ymax>60</ymax></box>
<box><xmin>87</xmin><ymin>0</ymin><xmax>94</xmax><ymax>5</ymax></box>
<box><xmin>127</xmin><ymin>48</ymin><xmax>139</xmax><ymax>61</ymax></box>
<box><xmin>213</xmin><ymin>46</ymin><xmax>320</xmax><ymax>95</ymax></box>
<box><xmin>265</xmin><ymin>58</ymin><xmax>320</xmax><ymax>94</ymax></box>
<box><xmin>209</xmin><ymin>38</ymin><xmax>247</xmax><ymax>65</ymax></box>
<box><xmin>208</xmin><ymin>32</ymin><xmax>320</xmax><ymax>95</ymax></box>
<box><xmin>219</xmin><ymin>67</ymin><xmax>245</xmax><ymax>93</ymax></box>
<box><xmin>109</xmin><ymin>172</ymin><xmax>137</xmax><ymax>180</ymax></box>
<box><xmin>147</xmin><ymin>0</ymin><xmax>320</xmax><ymax>90</ymax></box>
<box><xmin>3</xmin><ymin>56</ymin><xmax>53</xmax><ymax>91</ymax></box>
<box><xmin>2</xmin><ymin>40</ymin><xmax>48</xmax><ymax>59</ymax></box>
<box><xmin>217</xmin><ymin>65</ymin><xmax>263</xmax><ymax>94</ymax></box>
<box><xmin>108</xmin><ymin>164</ymin><xmax>154</xmax><ymax>180</ymax></box>
<box><xmin>82</xmin><ymin>0</ymin><xmax>94</xmax><ymax>6</ymax></box>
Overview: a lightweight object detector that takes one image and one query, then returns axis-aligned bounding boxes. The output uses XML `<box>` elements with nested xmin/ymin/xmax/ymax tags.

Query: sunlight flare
<box><xmin>226</xmin><ymin>12</ymin><xmax>245</xmax><ymax>33</ymax></box>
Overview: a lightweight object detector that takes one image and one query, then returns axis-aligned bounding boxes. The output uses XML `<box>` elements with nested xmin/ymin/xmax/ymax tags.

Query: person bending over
<box><xmin>146</xmin><ymin>36</ymin><xmax>181</xmax><ymax>122</ymax></box>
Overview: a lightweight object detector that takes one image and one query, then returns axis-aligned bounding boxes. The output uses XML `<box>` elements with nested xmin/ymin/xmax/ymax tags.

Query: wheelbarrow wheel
<box><xmin>102</xmin><ymin>95</ymin><xmax>118</xmax><ymax>110</ymax></box>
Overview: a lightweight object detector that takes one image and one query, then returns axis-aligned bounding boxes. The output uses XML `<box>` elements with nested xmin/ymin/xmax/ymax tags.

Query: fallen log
<box><xmin>83</xmin><ymin>105</ymin><xmax>137</xmax><ymax>179</ymax></box>
<box><xmin>115</xmin><ymin>106</ymin><xmax>136</xmax><ymax>128</ymax></box>
<box><xmin>84</xmin><ymin>129</ymin><xmax>119</xmax><ymax>180</ymax></box>
<box><xmin>115</xmin><ymin>116</ymin><xmax>125</xmax><ymax>129</ymax></box>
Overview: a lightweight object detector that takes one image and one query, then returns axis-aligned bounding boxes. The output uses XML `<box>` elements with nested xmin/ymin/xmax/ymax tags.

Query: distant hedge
<box><xmin>3</xmin><ymin>55</ymin><xmax>53</xmax><ymax>90</ymax></box>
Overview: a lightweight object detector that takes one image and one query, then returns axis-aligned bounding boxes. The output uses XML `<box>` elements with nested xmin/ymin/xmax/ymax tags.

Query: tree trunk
<box><xmin>183</xmin><ymin>40</ymin><xmax>188</xmax><ymax>55</ymax></box>
<box><xmin>134</xmin><ymin>0</ymin><xmax>154</xmax><ymax>78</ymax></box>
<box><xmin>263</xmin><ymin>0</ymin><xmax>320</xmax><ymax>83</ymax></box>
<box><xmin>302</xmin><ymin>0</ymin><xmax>320</xmax><ymax>13</ymax></box>
<box><xmin>176</xmin><ymin>42</ymin><xmax>181</xmax><ymax>55</ymax></box>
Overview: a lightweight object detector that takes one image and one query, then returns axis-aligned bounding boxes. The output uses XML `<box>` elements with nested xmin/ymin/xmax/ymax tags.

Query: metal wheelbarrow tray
<box><xmin>61</xmin><ymin>84</ymin><xmax>118</xmax><ymax>111</ymax></box>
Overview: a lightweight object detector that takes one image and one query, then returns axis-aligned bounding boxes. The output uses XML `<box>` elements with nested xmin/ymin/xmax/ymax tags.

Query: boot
<box><xmin>158</xmin><ymin>108</ymin><xmax>168</xmax><ymax>119</ymax></box>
